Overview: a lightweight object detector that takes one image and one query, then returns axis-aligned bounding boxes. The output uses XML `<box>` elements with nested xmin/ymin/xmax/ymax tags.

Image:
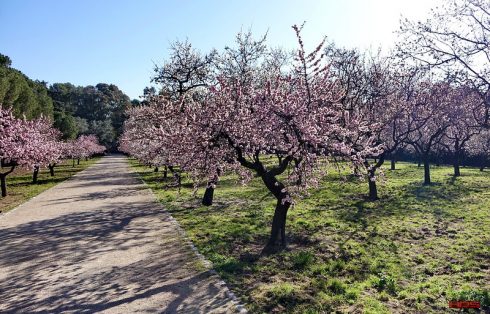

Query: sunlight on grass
<box><xmin>0</xmin><ymin>158</ymin><xmax>100</xmax><ymax>213</ymax></box>
<box><xmin>130</xmin><ymin>158</ymin><xmax>490</xmax><ymax>313</ymax></box>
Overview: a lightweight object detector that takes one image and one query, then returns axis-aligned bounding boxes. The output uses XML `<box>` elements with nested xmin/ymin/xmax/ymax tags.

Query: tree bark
<box><xmin>77</xmin><ymin>159</ymin><xmax>80</xmax><ymax>165</ymax></box>
<box><xmin>202</xmin><ymin>170</ymin><xmax>220</xmax><ymax>206</ymax></box>
<box><xmin>453</xmin><ymin>139</ymin><xmax>461</xmax><ymax>177</ymax></box>
<box><xmin>264</xmin><ymin>199</ymin><xmax>290</xmax><ymax>253</ymax></box>
<box><xmin>227</xmin><ymin>137</ymin><xmax>292</xmax><ymax>254</ymax></box>
<box><xmin>48</xmin><ymin>164</ymin><xmax>55</xmax><ymax>176</ymax></box>
<box><xmin>365</xmin><ymin>155</ymin><xmax>384</xmax><ymax>201</ymax></box>
<box><xmin>202</xmin><ymin>185</ymin><xmax>215</xmax><ymax>206</ymax></box>
<box><xmin>163</xmin><ymin>166</ymin><xmax>168</xmax><ymax>179</ymax></box>
<box><xmin>0</xmin><ymin>163</ymin><xmax>15</xmax><ymax>197</ymax></box>
<box><xmin>261</xmin><ymin>173</ymin><xmax>291</xmax><ymax>253</ymax></box>
<box><xmin>453</xmin><ymin>162</ymin><xmax>461</xmax><ymax>177</ymax></box>
<box><xmin>0</xmin><ymin>175</ymin><xmax>6</xmax><ymax>198</ymax></box>
<box><xmin>32</xmin><ymin>166</ymin><xmax>40</xmax><ymax>184</ymax></box>
<box><xmin>423</xmin><ymin>158</ymin><xmax>431</xmax><ymax>185</ymax></box>
<box><xmin>368</xmin><ymin>176</ymin><xmax>378</xmax><ymax>200</ymax></box>
<box><xmin>154</xmin><ymin>167</ymin><xmax>159</xmax><ymax>172</ymax></box>
<box><xmin>390</xmin><ymin>159</ymin><xmax>396</xmax><ymax>170</ymax></box>
<box><xmin>72</xmin><ymin>159</ymin><xmax>75</xmax><ymax>167</ymax></box>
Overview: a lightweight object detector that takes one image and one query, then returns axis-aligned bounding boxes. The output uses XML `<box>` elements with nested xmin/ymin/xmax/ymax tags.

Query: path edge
<box><xmin>126</xmin><ymin>159</ymin><xmax>248</xmax><ymax>314</ymax></box>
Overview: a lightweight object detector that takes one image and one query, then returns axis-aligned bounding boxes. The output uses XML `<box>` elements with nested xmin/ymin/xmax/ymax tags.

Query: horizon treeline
<box><xmin>0</xmin><ymin>53</ymin><xmax>135</xmax><ymax>149</ymax></box>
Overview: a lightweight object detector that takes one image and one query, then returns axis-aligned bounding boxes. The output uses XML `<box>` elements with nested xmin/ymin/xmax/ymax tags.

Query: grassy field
<box><xmin>0</xmin><ymin>158</ymin><xmax>100</xmax><ymax>214</ymax></box>
<box><xmin>129</xmin><ymin>159</ymin><xmax>490</xmax><ymax>313</ymax></box>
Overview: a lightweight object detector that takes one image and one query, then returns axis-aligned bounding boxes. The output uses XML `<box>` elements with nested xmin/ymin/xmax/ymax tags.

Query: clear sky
<box><xmin>0</xmin><ymin>0</ymin><xmax>440</xmax><ymax>100</ymax></box>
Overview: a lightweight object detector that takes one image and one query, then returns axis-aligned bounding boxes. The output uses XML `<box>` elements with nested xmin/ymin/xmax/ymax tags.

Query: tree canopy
<box><xmin>0</xmin><ymin>54</ymin><xmax>53</xmax><ymax>120</ymax></box>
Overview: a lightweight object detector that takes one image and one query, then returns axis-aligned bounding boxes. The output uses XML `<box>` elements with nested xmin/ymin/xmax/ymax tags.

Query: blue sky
<box><xmin>0</xmin><ymin>0</ymin><xmax>440</xmax><ymax>100</ymax></box>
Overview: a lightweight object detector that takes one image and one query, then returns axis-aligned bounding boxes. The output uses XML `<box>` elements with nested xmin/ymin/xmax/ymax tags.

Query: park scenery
<box><xmin>0</xmin><ymin>0</ymin><xmax>489</xmax><ymax>313</ymax></box>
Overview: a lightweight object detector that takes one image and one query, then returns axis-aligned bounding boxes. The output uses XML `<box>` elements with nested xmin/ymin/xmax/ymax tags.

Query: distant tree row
<box><xmin>0</xmin><ymin>53</ymin><xmax>134</xmax><ymax>149</ymax></box>
<box><xmin>0</xmin><ymin>106</ymin><xmax>105</xmax><ymax>197</ymax></box>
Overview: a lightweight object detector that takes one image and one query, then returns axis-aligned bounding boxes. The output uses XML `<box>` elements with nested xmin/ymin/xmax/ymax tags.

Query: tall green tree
<box><xmin>49</xmin><ymin>82</ymin><xmax>131</xmax><ymax>149</ymax></box>
<box><xmin>0</xmin><ymin>54</ymin><xmax>53</xmax><ymax>119</ymax></box>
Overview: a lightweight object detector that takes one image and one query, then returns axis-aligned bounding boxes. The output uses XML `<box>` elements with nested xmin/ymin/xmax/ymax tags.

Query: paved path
<box><xmin>0</xmin><ymin>155</ymin><xmax>238</xmax><ymax>313</ymax></box>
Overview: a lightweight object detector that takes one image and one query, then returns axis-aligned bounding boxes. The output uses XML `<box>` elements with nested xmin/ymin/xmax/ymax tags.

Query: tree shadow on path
<box><xmin>0</xmin><ymin>155</ymin><xmax>235</xmax><ymax>313</ymax></box>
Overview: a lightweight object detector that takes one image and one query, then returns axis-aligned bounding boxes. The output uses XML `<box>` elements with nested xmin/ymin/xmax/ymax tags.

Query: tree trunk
<box><xmin>423</xmin><ymin>159</ymin><xmax>431</xmax><ymax>185</ymax></box>
<box><xmin>77</xmin><ymin>159</ymin><xmax>80</xmax><ymax>165</ymax></box>
<box><xmin>453</xmin><ymin>162</ymin><xmax>460</xmax><ymax>177</ymax></box>
<box><xmin>368</xmin><ymin>175</ymin><xmax>378</xmax><ymax>200</ymax></box>
<box><xmin>261</xmin><ymin>174</ymin><xmax>291</xmax><ymax>254</ymax></box>
<box><xmin>480</xmin><ymin>166</ymin><xmax>485</xmax><ymax>172</ymax></box>
<box><xmin>418</xmin><ymin>160</ymin><xmax>421</xmax><ymax>167</ymax></box>
<box><xmin>202</xmin><ymin>185</ymin><xmax>214</xmax><ymax>206</ymax></box>
<box><xmin>453</xmin><ymin>138</ymin><xmax>460</xmax><ymax>176</ymax></box>
<box><xmin>72</xmin><ymin>159</ymin><xmax>75</xmax><ymax>167</ymax></box>
<box><xmin>0</xmin><ymin>174</ymin><xmax>6</xmax><ymax>197</ymax></box>
<box><xmin>202</xmin><ymin>171</ymin><xmax>220</xmax><ymax>206</ymax></box>
<box><xmin>32</xmin><ymin>166</ymin><xmax>40</xmax><ymax>184</ymax></box>
<box><xmin>390</xmin><ymin>159</ymin><xmax>396</xmax><ymax>170</ymax></box>
<box><xmin>49</xmin><ymin>164</ymin><xmax>55</xmax><ymax>176</ymax></box>
<box><xmin>0</xmin><ymin>165</ymin><xmax>16</xmax><ymax>197</ymax></box>
<box><xmin>154</xmin><ymin>167</ymin><xmax>159</xmax><ymax>172</ymax></box>
<box><xmin>163</xmin><ymin>166</ymin><xmax>168</xmax><ymax>179</ymax></box>
<box><xmin>266</xmin><ymin>200</ymin><xmax>290</xmax><ymax>249</ymax></box>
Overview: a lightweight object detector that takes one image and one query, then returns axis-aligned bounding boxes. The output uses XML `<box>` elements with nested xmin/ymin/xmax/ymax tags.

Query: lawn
<box><xmin>0</xmin><ymin>158</ymin><xmax>100</xmax><ymax>214</ymax></box>
<box><xmin>129</xmin><ymin>159</ymin><xmax>490</xmax><ymax>313</ymax></box>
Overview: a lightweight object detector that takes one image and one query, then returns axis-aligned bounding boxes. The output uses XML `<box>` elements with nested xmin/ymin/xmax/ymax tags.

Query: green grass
<box><xmin>129</xmin><ymin>159</ymin><xmax>490</xmax><ymax>313</ymax></box>
<box><xmin>0</xmin><ymin>158</ymin><xmax>100</xmax><ymax>213</ymax></box>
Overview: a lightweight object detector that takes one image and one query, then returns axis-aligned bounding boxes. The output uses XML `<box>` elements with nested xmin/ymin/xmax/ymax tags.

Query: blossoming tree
<box><xmin>0</xmin><ymin>107</ymin><xmax>62</xmax><ymax>195</ymax></box>
<box><xmin>122</xmin><ymin>26</ymin><xmax>381</xmax><ymax>252</ymax></box>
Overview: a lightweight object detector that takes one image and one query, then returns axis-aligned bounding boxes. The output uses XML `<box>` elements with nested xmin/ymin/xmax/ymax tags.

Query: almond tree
<box><xmin>467</xmin><ymin>129</ymin><xmax>490</xmax><ymax>171</ymax></box>
<box><xmin>151</xmin><ymin>40</ymin><xmax>217</xmax><ymax>196</ymax></box>
<box><xmin>26</xmin><ymin>117</ymin><xmax>63</xmax><ymax>183</ymax></box>
<box><xmin>122</xmin><ymin>26</ymin><xmax>381</xmax><ymax>251</ymax></box>
<box><xmin>177</xmin><ymin>26</ymin><xmax>378</xmax><ymax>251</ymax></box>
<box><xmin>398</xmin><ymin>0</ymin><xmax>490</xmax><ymax>128</ymax></box>
<box><xmin>119</xmin><ymin>102</ymin><xmax>185</xmax><ymax>186</ymax></box>
<box><xmin>403</xmin><ymin>81</ymin><xmax>454</xmax><ymax>185</ymax></box>
<box><xmin>0</xmin><ymin>107</ymin><xmax>55</xmax><ymax>195</ymax></box>
<box><xmin>77</xmin><ymin>134</ymin><xmax>106</xmax><ymax>158</ymax></box>
<box><xmin>324</xmin><ymin>47</ymin><xmax>401</xmax><ymax>200</ymax></box>
<box><xmin>0</xmin><ymin>107</ymin><xmax>25</xmax><ymax>196</ymax></box>
<box><xmin>440</xmin><ymin>86</ymin><xmax>481</xmax><ymax>176</ymax></box>
<box><xmin>65</xmin><ymin>134</ymin><xmax>105</xmax><ymax>166</ymax></box>
<box><xmin>149</xmin><ymin>31</ymin><xmax>272</xmax><ymax>205</ymax></box>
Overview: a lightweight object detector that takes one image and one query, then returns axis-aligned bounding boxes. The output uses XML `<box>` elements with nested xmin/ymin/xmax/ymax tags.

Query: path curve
<box><xmin>0</xmin><ymin>155</ymin><xmax>239</xmax><ymax>313</ymax></box>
